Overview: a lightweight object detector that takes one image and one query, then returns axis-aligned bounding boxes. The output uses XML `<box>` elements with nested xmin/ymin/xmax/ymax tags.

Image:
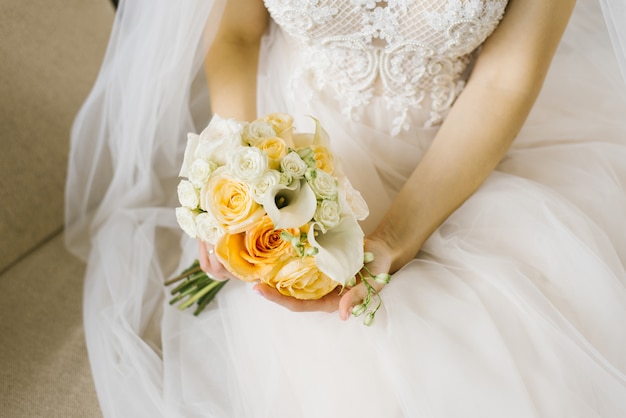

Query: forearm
<box><xmin>205</xmin><ymin>39</ymin><xmax>262</xmax><ymax>121</ymax></box>
<box><xmin>370</xmin><ymin>0</ymin><xmax>574</xmax><ymax>273</ymax></box>
<box><xmin>371</xmin><ymin>80</ymin><xmax>536</xmax><ymax>272</ymax></box>
<box><xmin>204</xmin><ymin>0</ymin><xmax>268</xmax><ymax>121</ymax></box>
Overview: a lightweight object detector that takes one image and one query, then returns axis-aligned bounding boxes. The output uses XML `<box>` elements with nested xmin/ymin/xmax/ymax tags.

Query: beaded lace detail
<box><xmin>264</xmin><ymin>0</ymin><xmax>507</xmax><ymax>134</ymax></box>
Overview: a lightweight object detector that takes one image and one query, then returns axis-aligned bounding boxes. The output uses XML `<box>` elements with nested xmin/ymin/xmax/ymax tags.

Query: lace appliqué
<box><xmin>264</xmin><ymin>0</ymin><xmax>507</xmax><ymax>135</ymax></box>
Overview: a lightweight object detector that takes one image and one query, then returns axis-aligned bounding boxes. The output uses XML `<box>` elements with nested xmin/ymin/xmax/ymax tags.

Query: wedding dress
<box><xmin>66</xmin><ymin>0</ymin><xmax>626</xmax><ymax>417</ymax></box>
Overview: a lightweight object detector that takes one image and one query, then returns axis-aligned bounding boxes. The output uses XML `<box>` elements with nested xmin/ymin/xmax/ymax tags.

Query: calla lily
<box><xmin>307</xmin><ymin>212</ymin><xmax>364</xmax><ymax>285</ymax></box>
<box><xmin>263</xmin><ymin>179</ymin><xmax>317</xmax><ymax>229</ymax></box>
<box><xmin>311</xmin><ymin>116</ymin><xmax>330</xmax><ymax>147</ymax></box>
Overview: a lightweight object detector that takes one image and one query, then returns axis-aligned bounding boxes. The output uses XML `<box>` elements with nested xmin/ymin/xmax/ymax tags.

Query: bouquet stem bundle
<box><xmin>166</xmin><ymin>260</ymin><xmax>228</xmax><ymax>315</ymax></box>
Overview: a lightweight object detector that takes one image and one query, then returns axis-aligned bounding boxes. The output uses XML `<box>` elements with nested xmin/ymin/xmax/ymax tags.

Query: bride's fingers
<box><xmin>338</xmin><ymin>284</ymin><xmax>369</xmax><ymax>321</ymax></box>
<box><xmin>197</xmin><ymin>240</ymin><xmax>233</xmax><ymax>281</ymax></box>
<box><xmin>198</xmin><ymin>241</ymin><xmax>211</xmax><ymax>272</ymax></box>
<box><xmin>253</xmin><ymin>283</ymin><xmax>340</xmax><ymax>313</ymax></box>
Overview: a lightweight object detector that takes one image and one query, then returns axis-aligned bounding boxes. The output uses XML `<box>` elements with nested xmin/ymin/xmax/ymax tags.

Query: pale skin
<box><xmin>200</xmin><ymin>0</ymin><xmax>576</xmax><ymax>320</ymax></box>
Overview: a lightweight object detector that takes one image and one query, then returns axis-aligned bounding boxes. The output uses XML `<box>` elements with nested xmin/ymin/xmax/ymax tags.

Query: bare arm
<box><xmin>200</xmin><ymin>0</ymin><xmax>268</xmax><ymax>277</ymax></box>
<box><xmin>204</xmin><ymin>0</ymin><xmax>269</xmax><ymax>121</ymax></box>
<box><xmin>369</xmin><ymin>0</ymin><xmax>576</xmax><ymax>272</ymax></box>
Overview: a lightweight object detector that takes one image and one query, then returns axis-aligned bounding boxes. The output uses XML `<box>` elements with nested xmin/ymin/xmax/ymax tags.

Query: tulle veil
<box><xmin>65</xmin><ymin>1</ymin><xmax>626</xmax><ymax>416</ymax></box>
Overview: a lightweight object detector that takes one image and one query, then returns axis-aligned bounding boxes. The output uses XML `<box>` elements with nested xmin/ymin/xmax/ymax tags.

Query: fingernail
<box><xmin>252</xmin><ymin>285</ymin><xmax>263</xmax><ymax>297</ymax></box>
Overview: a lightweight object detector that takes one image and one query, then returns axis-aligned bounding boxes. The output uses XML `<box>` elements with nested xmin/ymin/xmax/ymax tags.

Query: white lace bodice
<box><xmin>263</xmin><ymin>0</ymin><xmax>508</xmax><ymax>133</ymax></box>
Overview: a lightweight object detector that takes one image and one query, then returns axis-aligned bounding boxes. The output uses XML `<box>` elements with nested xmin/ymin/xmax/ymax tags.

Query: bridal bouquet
<box><xmin>167</xmin><ymin>113</ymin><xmax>389</xmax><ymax>324</ymax></box>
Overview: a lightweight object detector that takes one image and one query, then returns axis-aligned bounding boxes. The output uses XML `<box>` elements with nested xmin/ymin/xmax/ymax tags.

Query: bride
<box><xmin>66</xmin><ymin>0</ymin><xmax>626</xmax><ymax>416</ymax></box>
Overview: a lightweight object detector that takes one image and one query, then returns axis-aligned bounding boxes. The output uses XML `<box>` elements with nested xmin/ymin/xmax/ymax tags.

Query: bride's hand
<box><xmin>254</xmin><ymin>237</ymin><xmax>394</xmax><ymax>320</ymax></box>
<box><xmin>197</xmin><ymin>240</ymin><xmax>235</xmax><ymax>281</ymax></box>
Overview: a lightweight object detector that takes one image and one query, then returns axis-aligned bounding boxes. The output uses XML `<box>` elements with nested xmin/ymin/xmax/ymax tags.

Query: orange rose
<box><xmin>256</xmin><ymin>137</ymin><xmax>287</xmax><ymax>170</ymax></box>
<box><xmin>266</xmin><ymin>256</ymin><xmax>339</xmax><ymax>300</ymax></box>
<box><xmin>215</xmin><ymin>215</ymin><xmax>298</xmax><ymax>282</ymax></box>
<box><xmin>200</xmin><ymin>168</ymin><xmax>264</xmax><ymax>234</ymax></box>
<box><xmin>311</xmin><ymin>145</ymin><xmax>334</xmax><ymax>174</ymax></box>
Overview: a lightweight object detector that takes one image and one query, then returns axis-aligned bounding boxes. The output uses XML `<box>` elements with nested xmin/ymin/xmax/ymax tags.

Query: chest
<box><xmin>263</xmin><ymin>0</ymin><xmax>508</xmax><ymax>57</ymax></box>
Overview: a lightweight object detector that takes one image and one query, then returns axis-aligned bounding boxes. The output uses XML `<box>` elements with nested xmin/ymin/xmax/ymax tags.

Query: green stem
<box><xmin>165</xmin><ymin>265</ymin><xmax>203</xmax><ymax>286</ymax></box>
<box><xmin>178</xmin><ymin>280</ymin><xmax>223</xmax><ymax>310</ymax></box>
<box><xmin>193</xmin><ymin>280</ymin><xmax>229</xmax><ymax>316</ymax></box>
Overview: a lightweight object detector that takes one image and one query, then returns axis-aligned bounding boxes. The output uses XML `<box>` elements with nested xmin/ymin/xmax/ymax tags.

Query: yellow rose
<box><xmin>256</xmin><ymin>137</ymin><xmax>287</xmax><ymax>170</ymax></box>
<box><xmin>261</xmin><ymin>113</ymin><xmax>296</xmax><ymax>148</ymax></box>
<box><xmin>215</xmin><ymin>215</ymin><xmax>298</xmax><ymax>282</ymax></box>
<box><xmin>261</xmin><ymin>112</ymin><xmax>294</xmax><ymax>134</ymax></box>
<box><xmin>266</xmin><ymin>257</ymin><xmax>339</xmax><ymax>300</ymax></box>
<box><xmin>200</xmin><ymin>168</ymin><xmax>264</xmax><ymax>234</ymax></box>
<box><xmin>311</xmin><ymin>145</ymin><xmax>334</xmax><ymax>174</ymax></box>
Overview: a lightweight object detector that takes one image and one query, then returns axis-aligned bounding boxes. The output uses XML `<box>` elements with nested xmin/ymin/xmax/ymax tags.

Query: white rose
<box><xmin>179</xmin><ymin>133</ymin><xmax>200</xmax><ymax>178</ymax></box>
<box><xmin>177</xmin><ymin>180</ymin><xmax>200</xmax><ymax>209</ymax></box>
<box><xmin>195</xmin><ymin>114</ymin><xmax>245</xmax><ymax>165</ymax></box>
<box><xmin>195</xmin><ymin>212</ymin><xmax>225</xmax><ymax>245</ymax></box>
<box><xmin>314</xmin><ymin>199</ymin><xmax>341</xmax><ymax>231</ymax></box>
<box><xmin>175</xmin><ymin>207</ymin><xmax>198</xmax><ymax>238</ymax></box>
<box><xmin>242</xmin><ymin>120</ymin><xmax>277</xmax><ymax>145</ymax></box>
<box><xmin>228</xmin><ymin>146</ymin><xmax>268</xmax><ymax>183</ymax></box>
<box><xmin>339</xmin><ymin>177</ymin><xmax>369</xmax><ymax>221</ymax></box>
<box><xmin>280</xmin><ymin>151</ymin><xmax>308</xmax><ymax>179</ymax></box>
<box><xmin>188</xmin><ymin>159</ymin><xmax>217</xmax><ymax>187</ymax></box>
<box><xmin>308</xmin><ymin>170</ymin><xmax>338</xmax><ymax>200</ymax></box>
<box><xmin>251</xmin><ymin>170</ymin><xmax>281</xmax><ymax>204</ymax></box>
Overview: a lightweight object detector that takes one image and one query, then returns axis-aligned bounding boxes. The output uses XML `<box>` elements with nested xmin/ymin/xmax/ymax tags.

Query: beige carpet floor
<box><xmin>0</xmin><ymin>0</ymin><xmax>114</xmax><ymax>416</ymax></box>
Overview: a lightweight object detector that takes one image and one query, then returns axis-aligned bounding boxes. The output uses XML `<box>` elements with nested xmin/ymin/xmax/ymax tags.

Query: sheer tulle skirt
<box><xmin>69</xmin><ymin>1</ymin><xmax>626</xmax><ymax>417</ymax></box>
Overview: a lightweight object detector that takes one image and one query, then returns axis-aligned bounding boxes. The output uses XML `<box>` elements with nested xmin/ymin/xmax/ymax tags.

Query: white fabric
<box><xmin>66</xmin><ymin>0</ymin><xmax>626</xmax><ymax>417</ymax></box>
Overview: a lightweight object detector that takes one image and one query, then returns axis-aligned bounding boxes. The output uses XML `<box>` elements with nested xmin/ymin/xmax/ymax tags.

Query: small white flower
<box><xmin>314</xmin><ymin>199</ymin><xmax>341</xmax><ymax>230</ymax></box>
<box><xmin>195</xmin><ymin>212</ymin><xmax>225</xmax><ymax>245</ymax></box>
<box><xmin>175</xmin><ymin>207</ymin><xmax>198</xmax><ymax>238</ymax></box>
<box><xmin>374</xmin><ymin>273</ymin><xmax>391</xmax><ymax>284</ymax></box>
<box><xmin>177</xmin><ymin>180</ymin><xmax>200</xmax><ymax>209</ymax></box>
<box><xmin>308</xmin><ymin>170</ymin><xmax>338</xmax><ymax>200</ymax></box>
<box><xmin>188</xmin><ymin>159</ymin><xmax>217</xmax><ymax>187</ymax></box>
<box><xmin>281</xmin><ymin>151</ymin><xmax>308</xmax><ymax>179</ymax></box>
<box><xmin>351</xmin><ymin>303</ymin><xmax>367</xmax><ymax>317</ymax></box>
<box><xmin>251</xmin><ymin>170</ymin><xmax>281</xmax><ymax>204</ymax></box>
<box><xmin>242</xmin><ymin>120</ymin><xmax>277</xmax><ymax>145</ymax></box>
<box><xmin>228</xmin><ymin>146</ymin><xmax>268</xmax><ymax>183</ymax></box>
<box><xmin>363</xmin><ymin>252</ymin><xmax>375</xmax><ymax>264</ymax></box>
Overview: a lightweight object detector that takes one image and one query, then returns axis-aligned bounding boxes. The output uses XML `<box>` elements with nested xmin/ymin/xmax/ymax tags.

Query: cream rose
<box><xmin>175</xmin><ymin>207</ymin><xmax>198</xmax><ymax>238</ymax></box>
<box><xmin>228</xmin><ymin>146</ymin><xmax>268</xmax><ymax>183</ymax></box>
<box><xmin>177</xmin><ymin>179</ymin><xmax>200</xmax><ymax>209</ymax></box>
<box><xmin>266</xmin><ymin>257</ymin><xmax>338</xmax><ymax>300</ymax></box>
<box><xmin>188</xmin><ymin>158</ymin><xmax>217</xmax><ymax>187</ymax></box>
<box><xmin>195</xmin><ymin>212</ymin><xmax>225</xmax><ymax>245</ymax></box>
<box><xmin>314</xmin><ymin>199</ymin><xmax>341</xmax><ymax>231</ymax></box>
<box><xmin>308</xmin><ymin>170</ymin><xmax>338</xmax><ymax>200</ymax></box>
<box><xmin>200</xmin><ymin>168</ymin><xmax>264</xmax><ymax>234</ymax></box>
<box><xmin>280</xmin><ymin>151</ymin><xmax>308</xmax><ymax>179</ymax></box>
<box><xmin>251</xmin><ymin>170</ymin><xmax>281</xmax><ymax>204</ymax></box>
<box><xmin>242</xmin><ymin>120</ymin><xmax>276</xmax><ymax>145</ymax></box>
